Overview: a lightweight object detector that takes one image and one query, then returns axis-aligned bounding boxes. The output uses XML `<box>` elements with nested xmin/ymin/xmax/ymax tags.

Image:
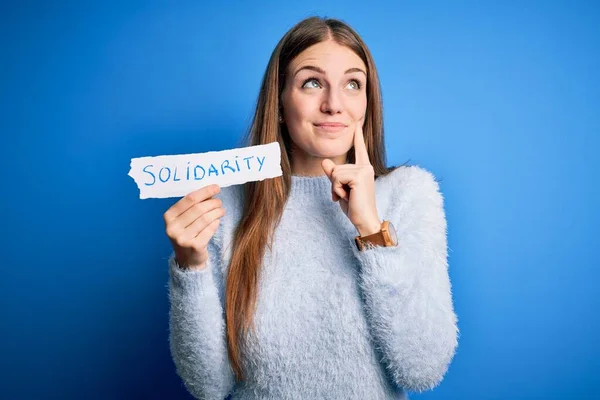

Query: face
<box><xmin>281</xmin><ymin>39</ymin><xmax>367</xmax><ymax>174</ymax></box>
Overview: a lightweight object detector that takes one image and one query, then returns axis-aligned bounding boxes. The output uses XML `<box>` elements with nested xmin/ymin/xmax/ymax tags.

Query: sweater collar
<box><xmin>289</xmin><ymin>174</ymin><xmax>332</xmax><ymax>202</ymax></box>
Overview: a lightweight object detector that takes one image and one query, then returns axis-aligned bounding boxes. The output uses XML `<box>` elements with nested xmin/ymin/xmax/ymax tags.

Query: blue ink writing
<box><xmin>143</xmin><ymin>165</ymin><xmax>156</xmax><ymax>186</ymax></box>
<box><xmin>208</xmin><ymin>164</ymin><xmax>219</xmax><ymax>177</ymax></box>
<box><xmin>159</xmin><ymin>167</ymin><xmax>171</xmax><ymax>182</ymax></box>
<box><xmin>221</xmin><ymin>160</ymin><xmax>236</xmax><ymax>175</ymax></box>
<box><xmin>257</xmin><ymin>156</ymin><xmax>265</xmax><ymax>171</ymax></box>
<box><xmin>141</xmin><ymin>154</ymin><xmax>268</xmax><ymax>186</ymax></box>
<box><xmin>194</xmin><ymin>165</ymin><xmax>206</xmax><ymax>180</ymax></box>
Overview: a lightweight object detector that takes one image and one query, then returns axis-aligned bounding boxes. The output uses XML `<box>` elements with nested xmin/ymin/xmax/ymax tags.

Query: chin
<box><xmin>315</xmin><ymin>140</ymin><xmax>352</xmax><ymax>157</ymax></box>
<box><xmin>310</xmin><ymin>146</ymin><xmax>350</xmax><ymax>160</ymax></box>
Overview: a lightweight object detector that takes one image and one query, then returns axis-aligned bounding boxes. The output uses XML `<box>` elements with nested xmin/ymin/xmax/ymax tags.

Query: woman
<box><xmin>164</xmin><ymin>16</ymin><xmax>458</xmax><ymax>399</ymax></box>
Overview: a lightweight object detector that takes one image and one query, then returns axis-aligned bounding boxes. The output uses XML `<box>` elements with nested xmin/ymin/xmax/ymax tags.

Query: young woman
<box><xmin>164</xmin><ymin>16</ymin><xmax>458</xmax><ymax>399</ymax></box>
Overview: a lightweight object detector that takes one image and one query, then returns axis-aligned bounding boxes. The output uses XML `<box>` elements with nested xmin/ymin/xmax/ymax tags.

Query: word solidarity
<box><xmin>128</xmin><ymin>142</ymin><xmax>282</xmax><ymax>199</ymax></box>
<box><xmin>142</xmin><ymin>155</ymin><xmax>266</xmax><ymax>186</ymax></box>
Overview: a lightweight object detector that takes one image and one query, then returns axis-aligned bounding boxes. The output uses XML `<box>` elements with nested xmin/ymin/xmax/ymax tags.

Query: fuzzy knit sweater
<box><xmin>167</xmin><ymin>165</ymin><xmax>459</xmax><ymax>399</ymax></box>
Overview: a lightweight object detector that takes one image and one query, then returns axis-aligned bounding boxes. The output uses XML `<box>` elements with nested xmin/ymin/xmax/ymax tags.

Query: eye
<box><xmin>346</xmin><ymin>79</ymin><xmax>362</xmax><ymax>90</ymax></box>
<box><xmin>302</xmin><ymin>78</ymin><xmax>321</xmax><ymax>89</ymax></box>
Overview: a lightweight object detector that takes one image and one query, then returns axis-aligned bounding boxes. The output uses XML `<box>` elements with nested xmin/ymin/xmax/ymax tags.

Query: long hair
<box><xmin>225</xmin><ymin>16</ymin><xmax>396</xmax><ymax>382</ymax></box>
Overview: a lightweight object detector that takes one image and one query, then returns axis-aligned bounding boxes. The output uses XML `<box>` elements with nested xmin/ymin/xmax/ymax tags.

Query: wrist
<box><xmin>183</xmin><ymin>263</ymin><xmax>207</xmax><ymax>271</ymax></box>
<box><xmin>176</xmin><ymin>258</ymin><xmax>207</xmax><ymax>271</ymax></box>
<box><xmin>356</xmin><ymin>219</ymin><xmax>382</xmax><ymax>237</ymax></box>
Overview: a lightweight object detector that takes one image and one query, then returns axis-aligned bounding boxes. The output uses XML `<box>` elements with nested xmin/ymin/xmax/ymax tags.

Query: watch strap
<box><xmin>355</xmin><ymin>221</ymin><xmax>391</xmax><ymax>251</ymax></box>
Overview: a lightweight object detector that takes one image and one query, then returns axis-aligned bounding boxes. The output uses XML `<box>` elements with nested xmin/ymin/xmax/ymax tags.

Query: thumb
<box><xmin>321</xmin><ymin>158</ymin><xmax>343</xmax><ymax>202</ymax></box>
<box><xmin>321</xmin><ymin>158</ymin><xmax>335</xmax><ymax>178</ymax></box>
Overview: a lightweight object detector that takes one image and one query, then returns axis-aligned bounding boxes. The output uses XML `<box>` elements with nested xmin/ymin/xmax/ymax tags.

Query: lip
<box><xmin>314</xmin><ymin>122</ymin><xmax>347</xmax><ymax>133</ymax></box>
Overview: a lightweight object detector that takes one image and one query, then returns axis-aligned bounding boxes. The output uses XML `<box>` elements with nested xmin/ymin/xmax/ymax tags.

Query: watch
<box><xmin>355</xmin><ymin>220</ymin><xmax>398</xmax><ymax>251</ymax></box>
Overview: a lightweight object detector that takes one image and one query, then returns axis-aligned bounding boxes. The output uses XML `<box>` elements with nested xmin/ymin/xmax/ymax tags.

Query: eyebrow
<box><xmin>293</xmin><ymin>65</ymin><xmax>367</xmax><ymax>77</ymax></box>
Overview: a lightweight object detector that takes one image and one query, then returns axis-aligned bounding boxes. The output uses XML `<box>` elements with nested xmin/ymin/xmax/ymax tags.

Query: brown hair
<box><xmin>225</xmin><ymin>16</ymin><xmax>396</xmax><ymax>382</ymax></box>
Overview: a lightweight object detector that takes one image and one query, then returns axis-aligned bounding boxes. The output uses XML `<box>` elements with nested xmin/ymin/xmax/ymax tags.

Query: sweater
<box><xmin>167</xmin><ymin>165</ymin><xmax>459</xmax><ymax>399</ymax></box>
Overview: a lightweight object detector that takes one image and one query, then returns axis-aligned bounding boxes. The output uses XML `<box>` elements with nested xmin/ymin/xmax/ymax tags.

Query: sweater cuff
<box><xmin>347</xmin><ymin>236</ymin><xmax>418</xmax><ymax>279</ymax></box>
<box><xmin>168</xmin><ymin>253</ymin><xmax>215</xmax><ymax>297</ymax></box>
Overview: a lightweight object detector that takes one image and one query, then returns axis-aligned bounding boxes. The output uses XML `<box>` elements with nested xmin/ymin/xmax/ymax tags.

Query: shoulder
<box><xmin>377</xmin><ymin>165</ymin><xmax>442</xmax><ymax>198</ymax></box>
<box><xmin>375</xmin><ymin>165</ymin><xmax>445</xmax><ymax>217</ymax></box>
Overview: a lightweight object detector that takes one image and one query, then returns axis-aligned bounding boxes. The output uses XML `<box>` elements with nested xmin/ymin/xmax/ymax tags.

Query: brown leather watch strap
<box><xmin>359</xmin><ymin>230</ymin><xmax>387</xmax><ymax>246</ymax></box>
<box><xmin>354</xmin><ymin>220</ymin><xmax>396</xmax><ymax>251</ymax></box>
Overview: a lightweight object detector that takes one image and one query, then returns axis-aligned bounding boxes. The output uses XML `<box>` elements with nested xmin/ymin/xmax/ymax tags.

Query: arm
<box><xmin>351</xmin><ymin>166</ymin><xmax>459</xmax><ymax>392</ymax></box>
<box><xmin>168</xmin><ymin>236</ymin><xmax>235</xmax><ymax>399</ymax></box>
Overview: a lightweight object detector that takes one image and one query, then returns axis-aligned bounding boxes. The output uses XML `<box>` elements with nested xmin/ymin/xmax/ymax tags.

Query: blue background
<box><xmin>1</xmin><ymin>1</ymin><xmax>598</xmax><ymax>399</ymax></box>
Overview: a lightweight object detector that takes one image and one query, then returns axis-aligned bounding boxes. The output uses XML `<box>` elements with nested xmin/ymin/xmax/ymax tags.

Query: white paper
<box><xmin>128</xmin><ymin>142</ymin><xmax>282</xmax><ymax>199</ymax></box>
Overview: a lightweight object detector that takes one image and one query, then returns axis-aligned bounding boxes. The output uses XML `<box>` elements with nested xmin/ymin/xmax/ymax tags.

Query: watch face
<box><xmin>387</xmin><ymin>221</ymin><xmax>398</xmax><ymax>245</ymax></box>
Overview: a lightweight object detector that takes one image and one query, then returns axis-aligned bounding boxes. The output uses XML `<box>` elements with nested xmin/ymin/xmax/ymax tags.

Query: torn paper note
<box><xmin>128</xmin><ymin>141</ymin><xmax>282</xmax><ymax>199</ymax></box>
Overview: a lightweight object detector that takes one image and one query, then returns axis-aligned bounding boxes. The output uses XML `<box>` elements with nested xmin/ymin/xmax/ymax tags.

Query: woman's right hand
<box><xmin>163</xmin><ymin>184</ymin><xmax>226</xmax><ymax>270</ymax></box>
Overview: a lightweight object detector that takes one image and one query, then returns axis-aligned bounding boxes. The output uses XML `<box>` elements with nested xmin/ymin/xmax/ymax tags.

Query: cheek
<box><xmin>286</xmin><ymin>93</ymin><xmax>318</xmax><ymax>122</ymax></box>
<box><xmin>282</xmin><ymin>96</ymin><xmax>310</xmax><ymax>143</ymax></box>
<box><xmin>348</xmin><ymin>96</ymin><xmax>368</xmax><ymax>120</ymax></box>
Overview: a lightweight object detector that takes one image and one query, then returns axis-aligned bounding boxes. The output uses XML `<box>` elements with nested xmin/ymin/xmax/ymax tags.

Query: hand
<box><xmin>321</xmin><ymin>121</ymin><xmax>381</xmax><ymax>236</ymax></box>
<box><xmin>163</xmin><ymin>184</ymin><xmax>226</xmax><ymax>270</ymax></box>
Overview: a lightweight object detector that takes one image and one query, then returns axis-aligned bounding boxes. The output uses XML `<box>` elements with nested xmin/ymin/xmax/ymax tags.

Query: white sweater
<box><xmin>168</xmin><ymin>165</ymin><xmax>459</xmax><ymax>399</ymax></box>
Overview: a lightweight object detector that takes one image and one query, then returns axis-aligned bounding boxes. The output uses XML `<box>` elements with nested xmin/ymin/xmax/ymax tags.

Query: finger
<box><xmin>321</xmin><ymin>158</ymin><xmax>335</xmax><ymax>178</ymax></box>
<box><xmin>182</xmin><ymin>198</ymin><xmax>223</xmax><ymax>229</ymax></box>
<box><xmin>332</xmin><ymin>192</ymin><xmax>341</xmax><ymax>202</ymax></box>
<box><xmin>164</xmin><ymin>184</ymin><xmax>221</xmax><ymax>224</ymax></box>
<box><xmin>332</xmin><ymin>183</ymin><xmax>348</xmax><ymax>202</ymax></box>
<box><xmin>179</xmin><ymin>207</ymin><xmax>226</xmax><ymax>243</ymax></box>
<box><xmin>330</xmin><ymin>169</ymin><xmax>349</xmax><ymax>201</ymax></box>
<box><xmin>329</xmin><ymin>180</ymin><xmax>348</xmax><ymax>202</ymax></box>
<box><xmin>165</xmin><ymin>198</ymin><xmax>222</xmax><ymax>239</ymax></box>
<box><xmin>353</xmin><ymin>120</ymin><xmax>371</xmax><ymax>166</ymax></box>
<box><xmin>192</xmin><ymin>218</ymin><xmax>221</xmax><ymax>249</ymax></box>
<box><xmin>322</xmin><ymin>159</ymin><xmax>348</xmax><ymax>201</ymax></box>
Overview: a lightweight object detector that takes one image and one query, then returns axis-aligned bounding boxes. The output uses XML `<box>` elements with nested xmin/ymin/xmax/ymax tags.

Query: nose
<box><xmin>320</xmin><ymin>88</ymin><xmax>343</xmax><ymax>115</ymax></box>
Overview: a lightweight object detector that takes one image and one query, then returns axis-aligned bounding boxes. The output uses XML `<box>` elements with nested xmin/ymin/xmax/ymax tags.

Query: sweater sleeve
<box><xmin>351</xmin><ymin>166</ymin><xmax>459</xmax><ymax>393</ymax></box>
<box><xmin>168</xmin><ymin>236</ymin><xmax>235</xmax><ymax>399</ymax></box>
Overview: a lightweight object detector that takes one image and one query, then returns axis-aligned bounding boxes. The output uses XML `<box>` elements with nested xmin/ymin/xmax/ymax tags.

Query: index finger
<box><xmin>163</xmin><ymin>184</ymin><xmax>221</xmax><ymax>223</ymax></box>
<box><xmin>354</xmin><ymin>120</ymin><xmax>371</xmax><ymax>165</ymax></box>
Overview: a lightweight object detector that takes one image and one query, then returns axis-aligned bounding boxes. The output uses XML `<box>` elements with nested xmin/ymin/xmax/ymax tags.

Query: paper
<box><xmin>128</xmin><ymin>142</ymin><xmax>282</xmax><ymax>199</ymax></box>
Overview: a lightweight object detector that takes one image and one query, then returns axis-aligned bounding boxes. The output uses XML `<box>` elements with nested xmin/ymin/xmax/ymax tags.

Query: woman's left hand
<box><xmin>321</xmin><ymin>122</ymin><xmax>381</xmax><ymax>237</ymax></box>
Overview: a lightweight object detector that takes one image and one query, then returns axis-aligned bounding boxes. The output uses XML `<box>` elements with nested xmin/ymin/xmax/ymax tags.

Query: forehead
<box><xmin>288</xmin><ymin>40</ymin><xmax>366</xmax><ymax>75</ymax></box>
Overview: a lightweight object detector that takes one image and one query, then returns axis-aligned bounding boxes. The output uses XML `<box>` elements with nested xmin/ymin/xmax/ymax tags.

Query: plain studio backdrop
<box><xmin>1</xmin><ymin>1</ymin><xmax>598</xmax><ymax>399</ymax></box>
